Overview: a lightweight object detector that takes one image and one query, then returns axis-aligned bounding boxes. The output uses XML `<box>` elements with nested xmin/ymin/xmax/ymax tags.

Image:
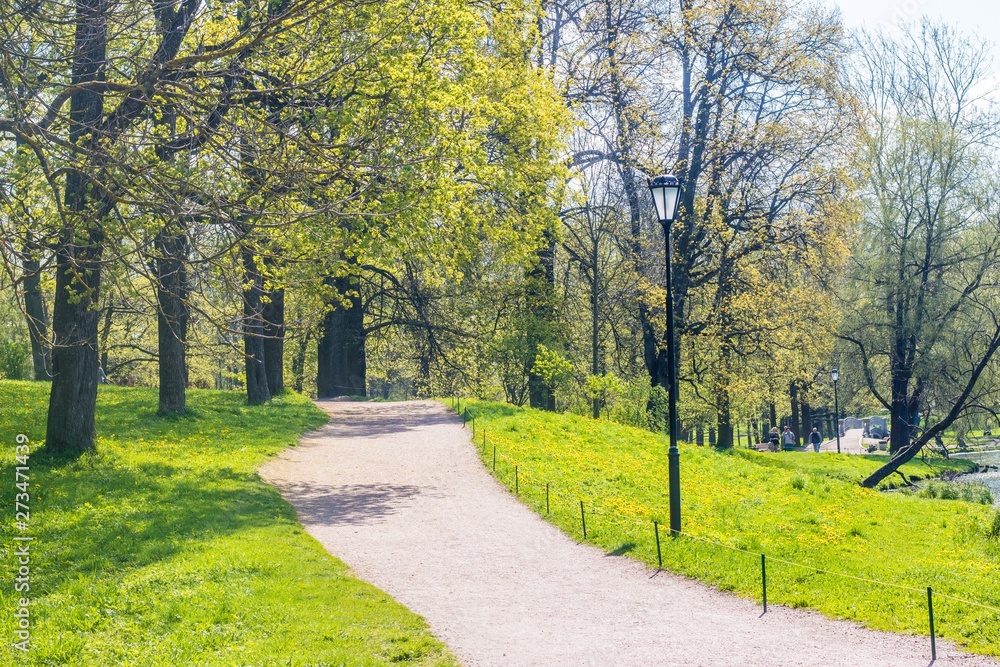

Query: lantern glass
<box><xmin>648</xmin><ymin>174</ymin><xmax>681</xmax><ymax>223</ymax></box>
<box><xmin>831</xmin><ymin>368</ymin><xmax>840</xmax><ymax>383</ymax></box>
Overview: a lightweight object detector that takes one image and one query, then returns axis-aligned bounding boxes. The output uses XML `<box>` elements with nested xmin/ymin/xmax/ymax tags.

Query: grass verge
<box><xmin>0</xmin><ymin>381</ymin><xmax>457</xmax><ymax>666</ymax></box>
<box><xmin>458</xmin><ymin>399</ymin><xmax>1000</xmax><ymax>657</ymax></box>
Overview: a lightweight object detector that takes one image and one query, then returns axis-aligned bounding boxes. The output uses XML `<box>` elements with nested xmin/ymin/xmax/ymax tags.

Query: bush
<box><xmin>0</xmin><ymin>338</ymin><xmax>31</xmax><ymax>380</ymax></box>
<box><xmin>917</xmin><ymin>480</ymin><xmax>994</xmax><ymax>505</ymax></box>
<box><xmin>647</xmin><ymin>385</ymin><xmax>669</xmax><ymax>433</ymax></box>
<box><xmin>988</xmin><ymin>510</ymin><xmax>1000</xmax><ymax>541</ymax></box>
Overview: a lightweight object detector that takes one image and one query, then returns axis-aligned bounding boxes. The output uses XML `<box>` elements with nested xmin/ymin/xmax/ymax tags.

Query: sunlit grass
<box><xmin>460</xmin><ymin>399</ymin><xmax>1000</xmax><ymax>657</ymax></box>
<box><xmin>0</xmin><ymin>381</ymin><xmax>457</xmax><ymax>666</ymax></box>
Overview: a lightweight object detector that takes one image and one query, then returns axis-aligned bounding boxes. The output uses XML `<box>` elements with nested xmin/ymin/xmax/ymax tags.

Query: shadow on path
<box><xmin>278</xmin><ymin>482</ymin><xmax>432</xmax><ymax>526</ymax></box>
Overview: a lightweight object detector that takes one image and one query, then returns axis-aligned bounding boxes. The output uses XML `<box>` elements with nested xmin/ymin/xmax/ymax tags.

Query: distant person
<box><xmin>768</xmin><ymin>427</ymin><xmax>781</xmax><ymax>452</ymax></box>
<box><xmin>782</xmin><ymin>425</ymin><xmax>796</xmax><ymax>451</ymax></box>
<box><xmin>809</xmin><ymin>427</ymin><xmax>822</xmax><ymax>453</ymax></box>
<box><xmin>98</xmin><ymin>364</ymin><xmax>109</xmax><ymax>385</ymax></box>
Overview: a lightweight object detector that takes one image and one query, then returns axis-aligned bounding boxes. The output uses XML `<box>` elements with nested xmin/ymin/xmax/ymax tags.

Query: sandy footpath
<box><xmin>260</xmin><ymin>399</ymin><xmax>997</xmax><ymax>666</ymax></box>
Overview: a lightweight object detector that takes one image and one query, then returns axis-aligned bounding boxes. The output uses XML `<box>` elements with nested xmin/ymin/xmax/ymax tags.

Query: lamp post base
<box><xmin>669</xmin><ymin>446</ymin><xmax>681</xmax><ymax>534</ymax></box>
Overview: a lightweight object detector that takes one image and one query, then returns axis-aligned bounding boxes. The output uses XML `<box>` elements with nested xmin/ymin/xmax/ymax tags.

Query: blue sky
<box><xmin>830</xmin><ymin>0</ymin><xmax>998</xmax><ymax>48</ymax></box>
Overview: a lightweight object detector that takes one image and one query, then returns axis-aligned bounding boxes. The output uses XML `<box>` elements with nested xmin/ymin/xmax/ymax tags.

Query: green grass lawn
<box><xmin>0</xmin><ymin>381</ymin><xmax>457</xmax><ymax>666</ymax></box>
<box><xmin>459</xmin><ymin>400</ymin><xmax>1000</xmax><ymax>657</ymax></box>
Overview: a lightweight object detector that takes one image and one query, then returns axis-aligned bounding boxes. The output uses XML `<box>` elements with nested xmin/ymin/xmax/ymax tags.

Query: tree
<box><xmin>841</xmin><ymin>21</ymin><xmax>1000</xmax><ymax>487</ymax></box>
<box><xmin>659</xmin><ymin>0</ymin><xmax>852</xmax><ymax>447</ymax></box>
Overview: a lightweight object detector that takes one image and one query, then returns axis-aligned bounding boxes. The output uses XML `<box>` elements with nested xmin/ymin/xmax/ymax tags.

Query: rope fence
<box><xmin>448</xmin><ymin>397</ymin><xmax>1000</xmax><ymax>661</ymax></box>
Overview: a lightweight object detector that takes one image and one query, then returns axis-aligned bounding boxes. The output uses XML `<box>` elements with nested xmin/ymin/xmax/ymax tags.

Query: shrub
<box><xmin>647</xmin><ymin>385</ymin><xmax>668</xmax><ymax>433</ymax></box>
<box><xmin>0</xmin><ymin>338</ymin><xmax>31</xmax><ymax>380</ymax></box>
<box><xmin>917</xmin><ymin>480</ymin><xmax>993</xmax><ymax>505</ymax></box>
<box><xmin>988</xmin><ymin>510</ymin><xmax>1000</xmax><ymax>541</ymax></box>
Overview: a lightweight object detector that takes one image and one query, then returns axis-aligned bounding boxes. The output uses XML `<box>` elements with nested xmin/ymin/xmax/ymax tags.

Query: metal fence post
<box><xmin>654</xmin><ymin>521</ymin><xmax>662</xmax><ymax>569</ymax></box>
<box><xmin>580</xmin><ymin>501</ymin><xmax>587</xmax><ymax>538</ymax></box>
<box><xmin>928</xmin><ymin>587</ymin><xmax>936</xmax><ymax>661</ymax></box>
<box><xmin>761</xmin><ymin>554</ymin><xmax>768</xmax><ymax>613</ymax></box>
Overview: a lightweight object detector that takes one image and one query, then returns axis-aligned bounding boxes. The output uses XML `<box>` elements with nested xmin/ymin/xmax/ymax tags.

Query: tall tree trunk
<box><xmin>242</xmin><ymin>248</ymin><xmax>270</xmax><ymax>405</ymax></box>
<box><xmin>715</xmin><ymin>386</ymin><xmax>734</xmax><ymax>449</ymax></box>
<box><xmin>45</xmin><ymin>0</ymin><xmax>108</xmax><ymax>456</ymax></box>
<box><xmin>591</xmin><ymin>238</ymin><xmax>601</xmax><ymax>419</ymax></box>
<box><xmin>22</xmin><ymin>240</ymin><xmax>51</xmax><ymax>380</ymax></box>
<box><xmin>889</xmin><ymin>373</ymin><xmax>913</xmax><ymax>454</ymax></box>
<box><xmin>527</xmin><ymin>231</ymin><xmax>556</xmax><ymax>410</ymax></box>
<box><xmin>800</xmin><ymin>399</ymin><xmax>811</xmax><ymax>441</ymax></box>
<box><xmin>262</xmin><ymin>286</ymin><xmax>284</xmax><ymax>396</ymax></box>
<box><xmin>316</xmin><ymin>275</ymin><xmax>366</xmax><ymax>397</ymax></box>
<box><xmin>789</xmin><ymin>382</ymin><xmax>800</xmax><ymax>446</ymax></box>
<box><xmin>291</xmin><ymin>328</ymin><xmax>311</xmax><ymax>394</ymax></box>
<box><xmin>155</xmin><ymin>222</ymin><xmax>189</xmax><ymax>415</ymax></box>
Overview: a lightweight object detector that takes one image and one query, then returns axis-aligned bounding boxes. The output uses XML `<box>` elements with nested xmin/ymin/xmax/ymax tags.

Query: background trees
<box><xmin>842</xmin><ymin>21</ymin><xmax>1000</xmax><ymax>486</ymax></box>
<box><xmin>4</xmin><ymin>0</ymin><xmax>1000</xmax><ymax>467</ymax></box>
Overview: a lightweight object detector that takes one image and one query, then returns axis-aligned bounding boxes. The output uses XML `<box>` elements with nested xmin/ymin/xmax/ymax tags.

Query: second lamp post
<box><xmin>831</xmin><ymin>368</ymin><xmax>841</xmax><ymax>454</ymax></box>
<box><xmin>648</xmin><ymin>174</ymin><xmax>682</xmax><ymax>535</ymax></box>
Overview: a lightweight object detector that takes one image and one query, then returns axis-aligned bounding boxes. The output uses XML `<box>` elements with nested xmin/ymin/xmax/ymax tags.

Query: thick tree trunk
<box><xmin>800</xmin><ymin>399</ymin><xmax>811</xmax><ymax>440</ymax></box>
<box><xmin>155</xmin><ymin>223</ymin><xmax>189</xmax><ymax>415</ymax></box>
<box><xmin>889</xmin><ymin>374</ymin><xmax>913</xmax><ymax>454</ymax></box>
<box><xmin>22</xmin><ymin>245</ymin><xmax>51</xmax><ymax>380</ymax></box>
<box><xmin>47</xmin><ymin>233</ymin><xmax>103</xmax><ymax>455</ymax></box>
<box><xmin>317</xmin><ymin>275</ymin><xmax>366</xmax><ymax>397</ymax></box>
<box><xmin>262</xmin><ymin>286</ymin><xmax>284</xmax><ymax>396</ymax></box>
<box><xmin>715</xmin><ymin>387</ymin><xmax>734</xmax><ymax>448</ymax></box>
<box><xmin>242</xmin><ymin>248</ymin><xmax>271</xmax><ymax>405</ymax></box>
<box><xmin>45</xmin><ymin>0</ymin><xmax>107</xmax><ymax>456</ymax></box>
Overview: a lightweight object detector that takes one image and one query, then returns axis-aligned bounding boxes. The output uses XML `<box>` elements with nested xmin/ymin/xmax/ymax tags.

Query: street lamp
<box><xmin>648</xmin><ymin>174</ymin><xmax>682</xmax><ymax>535</ymax></box>
<box><xmin>831</xmin><ymin>368</ymin><xmax>841</xmax><ymax>454</ymax></box>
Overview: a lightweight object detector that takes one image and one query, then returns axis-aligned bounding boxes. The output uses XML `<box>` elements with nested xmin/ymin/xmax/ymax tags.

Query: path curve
<box><xmin>261</xmin><ymin>400</ymin><xmax>997</xmax><ymax>666</ymax></box>
<box><xmin>821</xmin><ymin>428</ymin><xmax>865</xmax><ymax>454</ymax></box>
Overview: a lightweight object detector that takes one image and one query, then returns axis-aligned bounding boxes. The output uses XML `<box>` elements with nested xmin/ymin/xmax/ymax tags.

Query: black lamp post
<box><xmin>831</xmin><ymin>368</ymin><xmax>841</xmax><ymax>454</ymax></box>
<box><xmin>648</xmin><ymin>174</ymin><xmax>682</xmax><ymax>534</ymax></box>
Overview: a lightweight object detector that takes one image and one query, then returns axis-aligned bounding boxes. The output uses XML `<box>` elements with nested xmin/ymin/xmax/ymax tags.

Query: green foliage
<box><xmin>0</xmin><ymin>337</ymin><xmax>30</xmax><ymax>381</ymax></box>
<box><xmin>0</xmin><ymin>382</ymin><xmax>456</xmax><ymax>666</ymax></box>
<box><xmin>531</xmin><ymin>344</ymin><xmax>574</xmax><ymax>396</ymax></box>
<box><xmin>646</xmin><ymin>385</ymin><xmax>669</xmax><ymax>433</ymax></box>
<box><xmin>585</xmin><ymin>373</ymin><xmax>624</xmax><ymax>410</ymax></box>
<box><xmin>989</xmin><ymin>511</ymin><xmax>1000</xmax><ymax>541</ymax></box>
<box><xmin>914</xmin><ymin>480</ymin><xmax>994</xmax><ymax>505</ymax></box>
<box><xmin>461</xmin><ymin>399</ymin><xmax>1000</xmax><ymax>657</ymax></box>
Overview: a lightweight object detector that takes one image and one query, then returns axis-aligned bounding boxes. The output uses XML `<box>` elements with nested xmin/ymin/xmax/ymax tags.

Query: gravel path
<box><xmin>819</xmin><ymin>427</ymin><xmax>862</xmax><ymax>453</ymax></box>
<box><xmin>261</xmin><ymin>399</ymin><xmax>997</xmax><ymax>666</ymax></box>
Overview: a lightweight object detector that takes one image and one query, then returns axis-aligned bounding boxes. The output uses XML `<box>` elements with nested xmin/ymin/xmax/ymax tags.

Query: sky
<box><xmin>830</xmin><ymin>0</ymin><xmax>1000</xmax><ymax>49</ymax></box>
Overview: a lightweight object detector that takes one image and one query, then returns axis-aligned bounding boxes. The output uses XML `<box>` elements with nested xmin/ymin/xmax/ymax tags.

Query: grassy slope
<box><xmin>462</xmin><ymin>400</ymin><xmax>1000</xmax><ymax>656</ymax></box>
<box><xmin>0</xmin><ymin>382</ymin><xmax>457</xmax><ymax>666</ymax></box>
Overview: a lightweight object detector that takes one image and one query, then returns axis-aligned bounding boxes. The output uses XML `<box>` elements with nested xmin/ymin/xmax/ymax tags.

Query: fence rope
<box><xmin>449</xmin><ymin>400</ymin><xmax>1000</xmax><ymax>619</ymax></box>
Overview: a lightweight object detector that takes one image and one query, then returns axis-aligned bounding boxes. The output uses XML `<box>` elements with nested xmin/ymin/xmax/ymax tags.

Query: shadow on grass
<box><xmin>0</xmin><ymin>453</ymin><xmax>294</xmax><ymax>596</ymax></box>
<box><xmin>0</xmin><ymin>385</ymin><xmax>328</xmax><ymax>600</ymax></box>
